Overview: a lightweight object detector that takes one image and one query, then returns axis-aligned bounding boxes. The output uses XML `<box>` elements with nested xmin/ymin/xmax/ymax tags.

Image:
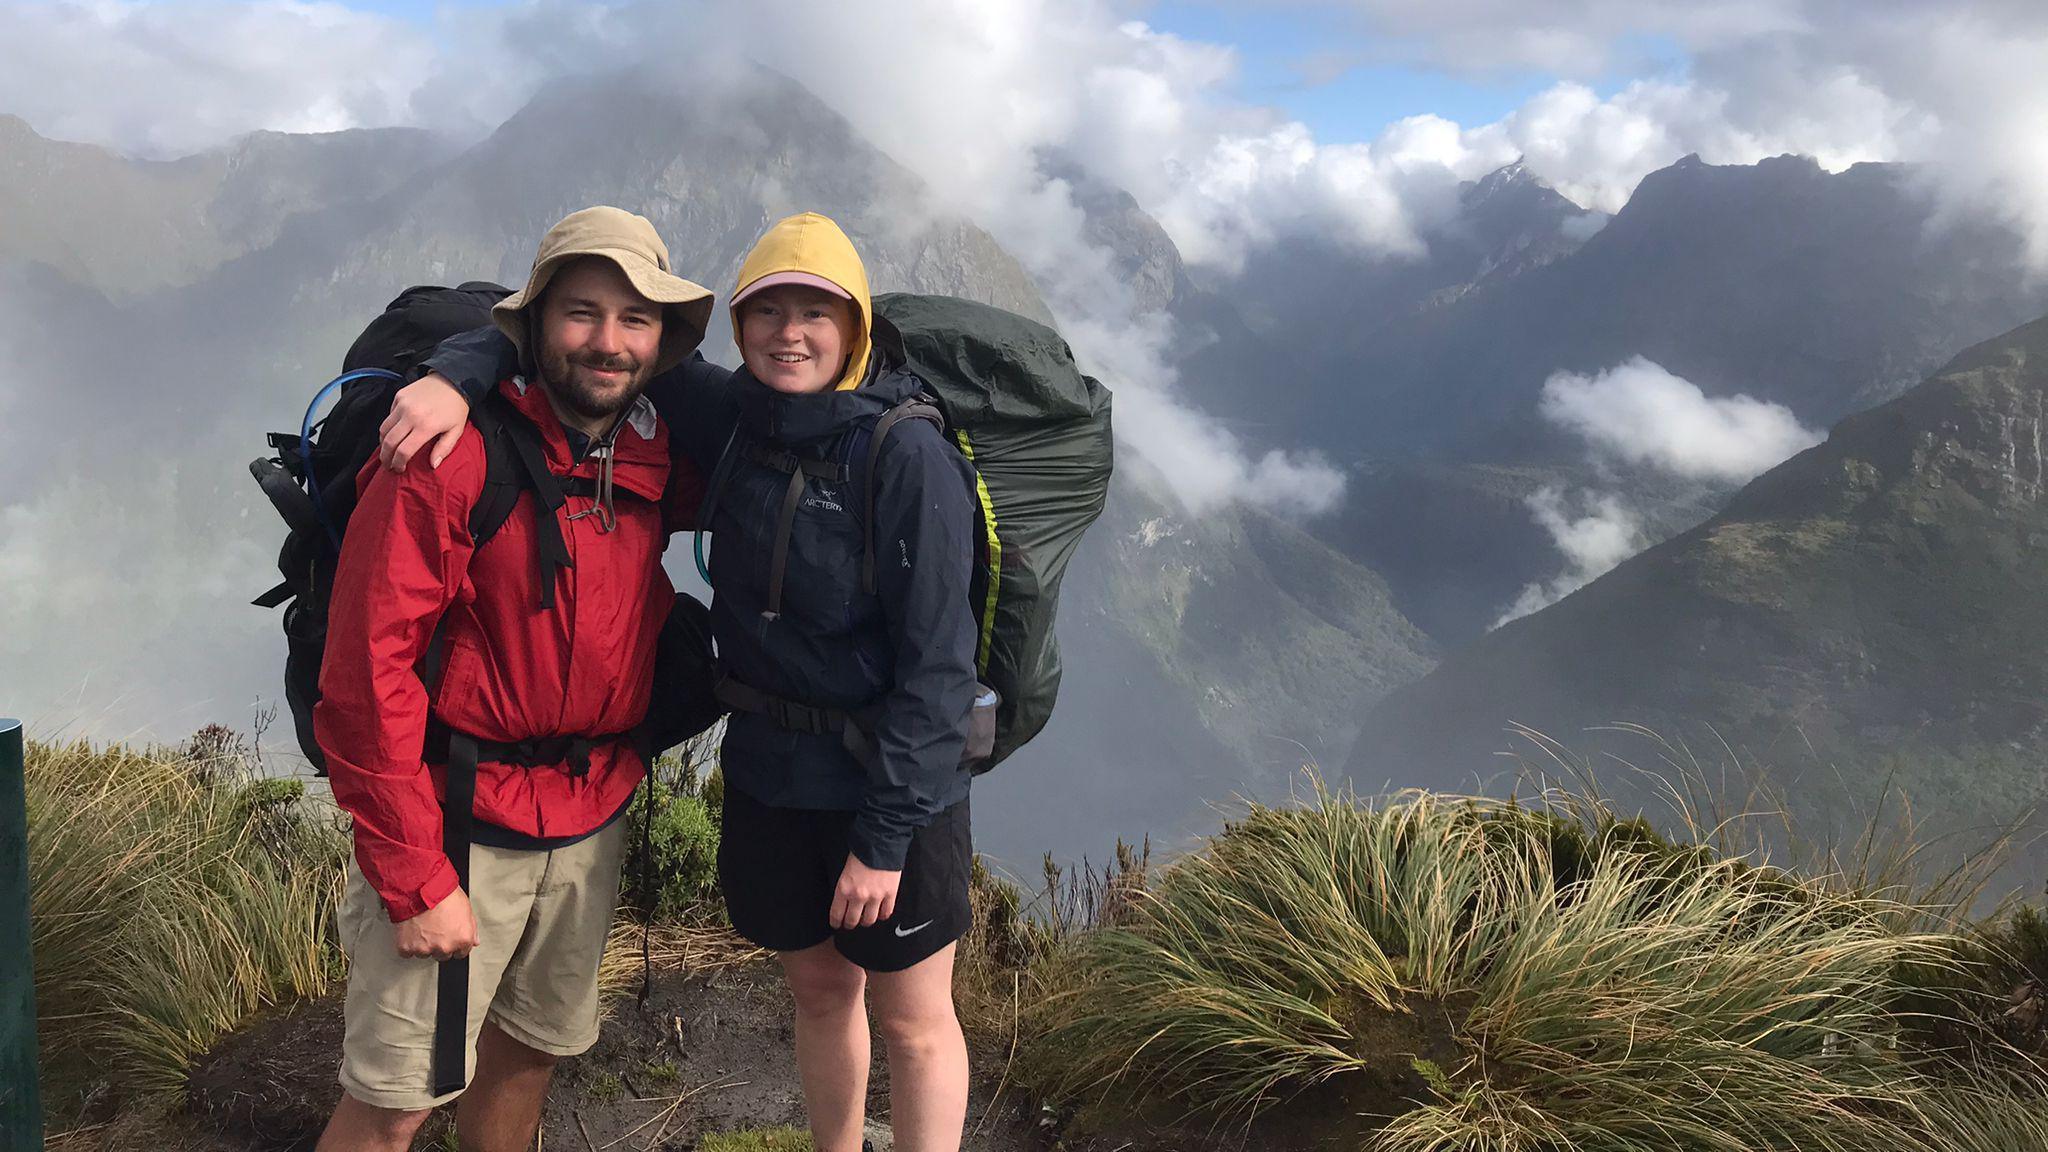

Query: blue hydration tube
<box><xmin>693</xmin><ymin>529</ymin><xmax>711</xmax><ymax>584</ymax></box>
<box><xmin>302</xmin><ymin>368</ymin><xmax>403</xmax><ymax>551</ymax></box>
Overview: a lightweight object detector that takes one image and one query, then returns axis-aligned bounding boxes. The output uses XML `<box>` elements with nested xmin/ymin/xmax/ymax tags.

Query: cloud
<box><xmin>1295</xmin><ymin>1</ymin><xmax>2048</xmax><ymax>262</ymax></box>
<box><xmin>1500</xmin><ymin>355</ymin><xmax>1823</xmax><ymax>626</ymax></box>
<box><xmin>1539</xmin><ymin>357</ymin><xmax>1825</xmax><ymax>481</ymax></box>
<box><xmin>0</xmin><ymin>0</ymin><xmax>1343</xmax><ymax>516</ymax></box>
<box><xmin>0</xmin><ymin>465</ymin><xmax>278</xmax><ymax>742</ymax></box>
<box><xmin>0</xmin><ymin>0</ymin><xmax>433</xmax><ymax>157</ymax></box>
<box><xmin>11</xmin><ymin>0</ymin><xmax>2048</xmax><ymax>273</ymax></box>
<box><xmin>1493</xmin><ymin>485</ymin><xmax>1643</xmax><ymax>626</ymax></box>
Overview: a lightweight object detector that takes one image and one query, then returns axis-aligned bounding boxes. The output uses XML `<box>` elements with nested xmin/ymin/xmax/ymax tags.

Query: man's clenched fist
<box><xmin>395</xmin><ymin>887</ymin><xmax>479</xmax><ymax>960</ymax></box>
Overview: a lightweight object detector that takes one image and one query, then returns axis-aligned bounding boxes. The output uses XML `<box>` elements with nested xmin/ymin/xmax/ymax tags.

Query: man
<box><xmin>313</xmin><ymin>206</ymin><xmax>712</xmax><ymax>1152</ymax></box>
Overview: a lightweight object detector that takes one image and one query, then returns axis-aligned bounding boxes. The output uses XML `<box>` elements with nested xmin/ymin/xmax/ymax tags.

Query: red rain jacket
<box><xmin>314</xmin><ymin>377</ymin><xmax>701</xmax><ymax>921</ymax></box>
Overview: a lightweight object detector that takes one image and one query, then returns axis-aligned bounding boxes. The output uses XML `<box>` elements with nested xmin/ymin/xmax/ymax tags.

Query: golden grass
<box><xmin>27</xmin><ymin>734</ymin><xmax>346</xmax><ymax>1110</ymax></box>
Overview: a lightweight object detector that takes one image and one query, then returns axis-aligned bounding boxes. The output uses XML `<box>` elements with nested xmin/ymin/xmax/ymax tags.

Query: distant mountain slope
<box><xmin>1347</xmin><ymin>315</ymin><xmax>2048</xmax><ymax>853</ymax></box>
<box><xmin>173</xmin><ymin>69</ymin><xmax>1050</xmax><ymax>380</ymax></box>
<box><xmin>978</xmin><ymin>466</ymin><xmax>1438</xmax><ymax>865</ymax></box>
<box><xmin>1173</xmin><ymin>160</ymin><xmax>1596</xmax><ymax>438</ymax></box>
<box><xmin>0</xmin><ymin>115</ymin><xmax>453</xmax><ymax>298</ymax></box>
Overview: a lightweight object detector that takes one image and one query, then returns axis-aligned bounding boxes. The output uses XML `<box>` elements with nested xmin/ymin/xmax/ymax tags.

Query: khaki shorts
<box><xmin>337</xmin><ymin>816</ymin><xmax>630</xmax><ymax>1111</ymax></box>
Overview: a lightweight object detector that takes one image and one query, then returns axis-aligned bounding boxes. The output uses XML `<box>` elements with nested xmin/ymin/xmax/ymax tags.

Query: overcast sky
<box><xmin>5</xmin><ymin>0</ymin><xmax>2047</xmax><ymax>266</ymax></box>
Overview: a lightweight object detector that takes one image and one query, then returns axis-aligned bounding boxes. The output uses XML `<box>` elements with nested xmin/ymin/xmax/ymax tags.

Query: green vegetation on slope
<box><xmin>1351</xmin><ymin>314</ymin><xmax>2048</xmax><ymax>887</ymax></box>
<box><xmin>1091</xmin><ymin>465</ymin><xmax>1438</xmax><ymax>774</ymax></box>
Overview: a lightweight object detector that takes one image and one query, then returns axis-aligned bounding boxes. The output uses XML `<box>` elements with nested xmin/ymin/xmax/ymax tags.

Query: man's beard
<box><xmin>538</xmin><ymin>344</ymin><xmax>654</xmax><ymax>423</ymax></box>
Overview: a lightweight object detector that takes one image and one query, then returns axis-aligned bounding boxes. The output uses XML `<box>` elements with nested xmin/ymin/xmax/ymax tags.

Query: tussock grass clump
<box><xmin>28</xmin><ymin>729</ymin><xmax>347</xmax><ymax>1111</ymax></box>
<box><xmin>1026</xmin><ymin>780</ymin><xmax>2042</xmax><ymax>1151</ymax></box>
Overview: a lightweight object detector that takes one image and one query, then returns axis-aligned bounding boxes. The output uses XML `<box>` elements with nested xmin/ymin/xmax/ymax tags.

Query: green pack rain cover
<box><xmin>874</xmin><ymin>293</ymin><xmax>1115</xmax><ymax>768</ymax></box>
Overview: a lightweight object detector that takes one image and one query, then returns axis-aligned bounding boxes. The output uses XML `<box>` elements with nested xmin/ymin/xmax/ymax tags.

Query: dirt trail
<box><xmin>188</xmin><ymin>960</ymin><xmax>1053</xmax><ymax>1151</ymax></box>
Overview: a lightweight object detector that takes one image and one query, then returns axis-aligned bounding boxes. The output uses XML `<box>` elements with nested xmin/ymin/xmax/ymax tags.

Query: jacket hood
<box><xmin>730</xmin><ymin>212</ymin><xmax>873</xmax><ymax>392</ymax></box>
<box><xmin>734</xmin><ymin>316</ymin><xmax>920</xmax><ymax>445</ymax></box>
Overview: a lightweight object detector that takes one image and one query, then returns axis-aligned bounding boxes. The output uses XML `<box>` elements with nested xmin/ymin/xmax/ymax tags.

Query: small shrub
<box><xmin>621</xmin><ymin>782</ymin><xmax>720</xmax><ymax>920</ymax></box>
<box><xmin>586</xmin><ymin>1070</ymin><xmax>624</xmax><ymax>1103</ymax></box>
<box><xmin>1890</xmin><ymin>889</ymin><xmax>2048</xmax><ymax>1079</ymax></box>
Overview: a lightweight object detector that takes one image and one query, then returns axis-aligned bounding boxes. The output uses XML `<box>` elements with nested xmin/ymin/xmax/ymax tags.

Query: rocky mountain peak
<box><xmin>1462</xmin><ymin>158</ymin><xmax>1573</xmax><ymax>209</ymax></box>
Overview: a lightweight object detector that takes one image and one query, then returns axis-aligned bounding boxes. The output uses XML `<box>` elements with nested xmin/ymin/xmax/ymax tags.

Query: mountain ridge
<box><xmin>1345</xmin><ymin>313</ymin><xmax>2048</xmax><ymax>872</ymax></box>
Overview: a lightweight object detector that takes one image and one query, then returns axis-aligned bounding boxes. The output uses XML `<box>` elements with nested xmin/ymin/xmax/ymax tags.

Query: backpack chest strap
<box><xmin>744</xmin><ymin>441</ymin><xmax>850</xmax><ymax>482</ymax></box>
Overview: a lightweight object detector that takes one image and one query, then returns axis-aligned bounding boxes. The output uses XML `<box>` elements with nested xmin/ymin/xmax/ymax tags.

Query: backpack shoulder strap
<box><xmin>692</xmin><ymin>426</ymin><xmax>743</xmax><ymax>585</ymax></box>
<box><xmin>861</xmin><ymin>396</ymin><xmax>947</xmax><ymax>595</ymax></box>
<box><xmin>467</xmin><ymin>390</ymin><xmax>573</xmax><ymax>609</ymax></box>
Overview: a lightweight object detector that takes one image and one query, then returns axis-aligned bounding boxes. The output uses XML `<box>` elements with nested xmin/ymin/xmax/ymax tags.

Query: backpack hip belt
<box><xmin>422</xmin><ymin>719</ymin><xmax>642</xmax><ymax>778</ymax></box>
<box><xmin>714</xmin><ymin>671</ymin><xmax>996</xmax><ymax>767</ymax></box>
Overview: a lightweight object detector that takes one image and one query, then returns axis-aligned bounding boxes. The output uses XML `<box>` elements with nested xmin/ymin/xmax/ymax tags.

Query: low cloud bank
<box><xmin>1499</xmin><ymin>358</ymin><xmax>1823</xmax><ymax>625</ymax></box>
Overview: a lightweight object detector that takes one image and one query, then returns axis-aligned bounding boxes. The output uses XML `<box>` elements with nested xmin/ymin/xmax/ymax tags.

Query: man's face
<box><xmin>535</xmin><ymin>257</ymin><xmax>664</xmax><ymax>423</ymax></box>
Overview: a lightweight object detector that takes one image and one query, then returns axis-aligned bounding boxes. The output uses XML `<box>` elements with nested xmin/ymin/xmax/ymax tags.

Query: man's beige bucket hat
<box><xmin>494</xmin><ymin>206</ymin><xmax>714</xmax><ymax>375</ymax></box>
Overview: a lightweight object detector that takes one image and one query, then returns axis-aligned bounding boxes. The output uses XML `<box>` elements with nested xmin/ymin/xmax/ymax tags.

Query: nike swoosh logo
<box><xmin>893</xmin><ymin>919</ymin><xmax>935</xmax><ymax>938</ymax></box>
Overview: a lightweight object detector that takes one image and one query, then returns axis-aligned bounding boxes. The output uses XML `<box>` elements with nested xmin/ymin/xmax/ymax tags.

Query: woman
<box><xmin>383</xmin><ymin>212</ymin><xmax>983</xmax><ymax>1152</ymax></box>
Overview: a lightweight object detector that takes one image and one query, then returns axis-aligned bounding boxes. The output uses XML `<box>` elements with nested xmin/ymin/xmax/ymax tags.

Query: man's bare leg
<box><xmin>780</xmin><ymin>940</ymin><xmax>871</xmax><ymax>1152</ymax></box>
<box><xmin>868</xmin><ymin>943</ymin><xmax>967</xmax><ymax>1152</ymax></box>
<box><xmin>316</xmin><ymin>1094</ymin><xmax>432</xmax><ymax>1152</ymax></box>
<box><xmin>456</xmin><ymin>1020</ymin><xmax>560</xmax><ymax>1152</ymax></box>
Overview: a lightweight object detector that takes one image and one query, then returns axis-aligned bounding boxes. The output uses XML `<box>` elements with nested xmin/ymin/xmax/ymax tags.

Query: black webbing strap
<box><xmin>562</xmin><ymin>474</ymin><xmax>640</xmax><ymax>500</ymax></box>
<box><xmin>421</xmin><ymin>722</ymin><xmax>627</xmax><ymax>777</ymax></box>
<box><xmin>743</xmin><ymin>442</ymin><xmax>849</xmax><ymax>481</ymax></box>
<box><xmin>762</xmin><ymin>466</ymin><xmax>808</xmax><ymax>621</ymax></box>
<box><xmin>695</xmin><ymin>428</ymin><xmax>743</xmax><ymax>529</ymax></box>
<box><xmin>713</xmin><ymin>673</ymin><xmax>851</xmax><ymax>735</ymax></box>
<box><xmin>632</xmin><ymin>721</ymin><xmax>658</xmax><ymax>1007</ymax></box>
<box><xmin>716</xmin><ymin>673</ymin><xmax>891</xmax><ymax>774</ymax></box>
<box><xmin>861</xmin><ymin>399</ymin><xmax>946</xmax><ymax>595</ymax></box>
<box><xmin>431</xmin><ymin>730</ymin><xmax>480</xmax><ymax>1098</ymax></box>
<box><xmin>740</xmin><ymin>439</ymin><xmax>850</xmax><ymax>622</ymax></box>
<box><xmin>248</xmin><ymin>457</ymin><xmax>318</xmax><ymax>608</ymax></box>
<box><xmin>498</xmin><ymin>420</ymin><xmax>573</xmax><ymax>609</ymax></box>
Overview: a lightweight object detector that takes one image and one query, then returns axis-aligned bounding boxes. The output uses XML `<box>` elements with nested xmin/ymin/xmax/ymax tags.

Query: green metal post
<box><xmin>0</xmin><ymin>719</ymin><xmax>41</xmax><ymax>1150</ymax></box>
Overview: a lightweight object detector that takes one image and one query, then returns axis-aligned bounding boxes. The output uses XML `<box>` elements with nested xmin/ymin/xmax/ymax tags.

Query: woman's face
<box><xmin>738</xmin><ymin>284</ymin><xmax>858</xmax><ymax>394</ymax></box>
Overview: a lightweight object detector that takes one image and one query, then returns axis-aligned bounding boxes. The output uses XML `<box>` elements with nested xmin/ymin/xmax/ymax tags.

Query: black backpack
<box><xmin>250</xmin><ymin>282</ymin><xmax>608</xmax><ymax>772</ymax></box>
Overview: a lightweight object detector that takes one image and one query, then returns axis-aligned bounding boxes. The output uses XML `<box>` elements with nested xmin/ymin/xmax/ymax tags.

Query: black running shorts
<box><xmin>718</xmin><ymin>786</ymin><xmax>972</xmax><ymax>972</ymax></box>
